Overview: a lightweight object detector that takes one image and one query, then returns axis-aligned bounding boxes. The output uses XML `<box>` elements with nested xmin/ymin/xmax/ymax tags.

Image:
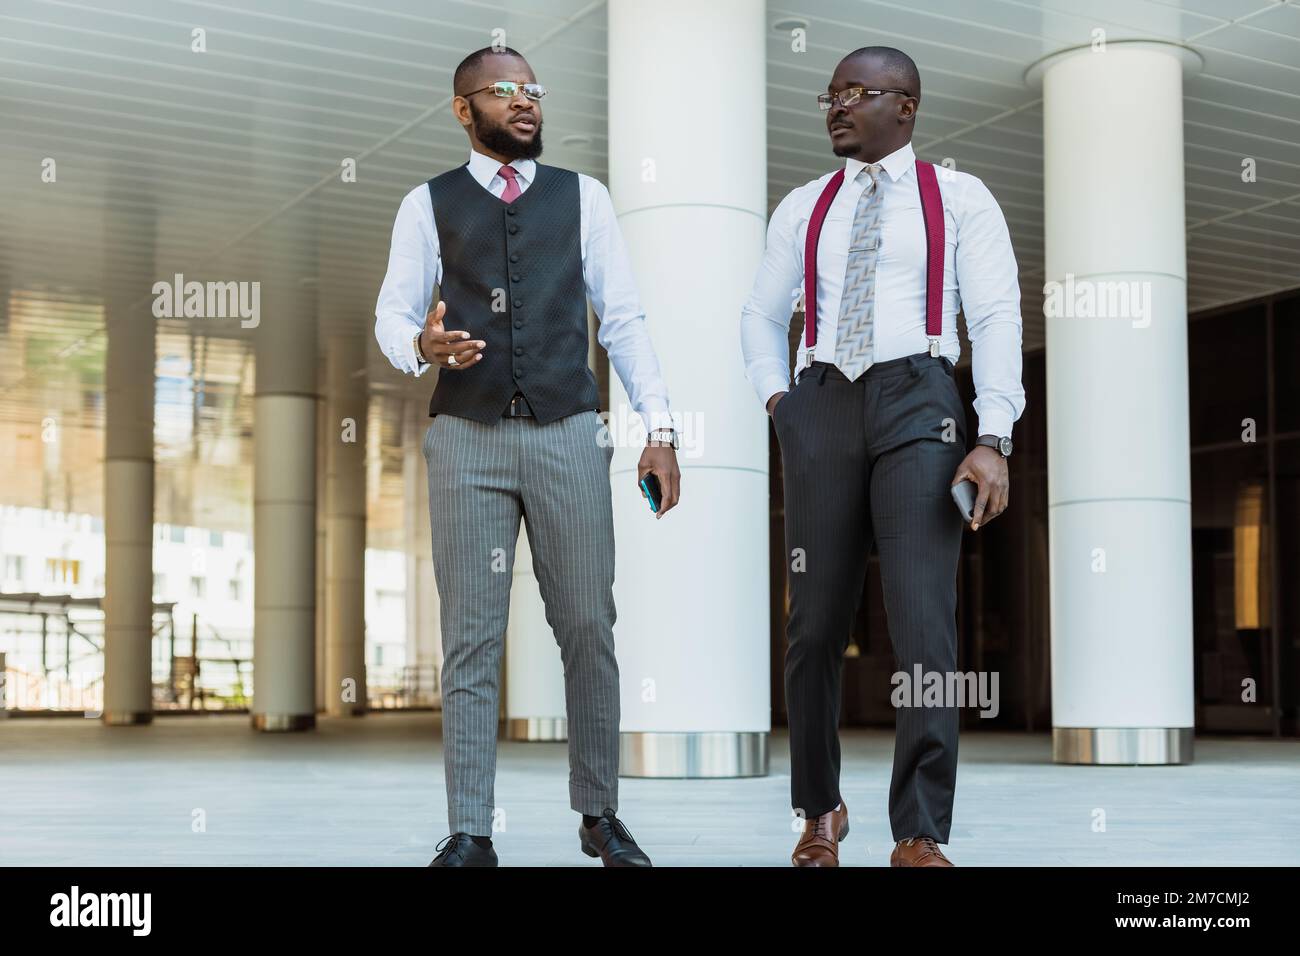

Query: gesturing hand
<box><xmin>419</xmin><ymin>301</ymin><xmax>485</xmax><ymax>370</ymax></box>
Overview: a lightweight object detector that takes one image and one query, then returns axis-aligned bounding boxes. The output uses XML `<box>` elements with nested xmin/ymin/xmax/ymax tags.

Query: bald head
<box><xmin>841</xmin><ymin>46</ymin><xmax>920</xmax><ymax>102</ymax></box>
<box><xmin>453</xmin><ymin>46</ymin><xmax>529</xmax><ymax>96</ymax></box>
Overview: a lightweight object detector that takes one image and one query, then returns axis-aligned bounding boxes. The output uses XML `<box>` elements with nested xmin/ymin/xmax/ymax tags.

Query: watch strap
<box><xmin>976</xmin><ymin>434</ymin><xmax>1010</xmax><ymax>457</ymax></box>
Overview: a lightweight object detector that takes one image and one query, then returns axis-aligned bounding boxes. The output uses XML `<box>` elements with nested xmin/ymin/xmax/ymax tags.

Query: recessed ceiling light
<box><xmin>772</xmin><ymin>17</ymin><xmax>807</xmax><ymax>32</ymax></box>
<box><xmin>561</xmin><ymin>134</ymin><xmax>592</xmax><ymax>149</ymax></box>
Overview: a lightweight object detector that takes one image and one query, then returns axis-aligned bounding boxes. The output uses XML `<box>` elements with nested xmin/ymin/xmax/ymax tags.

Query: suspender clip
<box><xmin>928</xmin><ymin>336</ymin><xmax>940</xmax><ymax>358</ymax></box>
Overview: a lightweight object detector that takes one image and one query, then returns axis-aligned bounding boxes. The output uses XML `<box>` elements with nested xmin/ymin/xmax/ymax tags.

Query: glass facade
<box><xmin>769</xmin><ymin>290</ymin><xmax>1300</xmax><ymax>737</ymax></box>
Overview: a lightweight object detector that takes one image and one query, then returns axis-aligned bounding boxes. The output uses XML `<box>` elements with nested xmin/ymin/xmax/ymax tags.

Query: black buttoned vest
<box><xmin>425</xmin><ymin>163</ymin><xmax>597</xmax><ymax>425</ymax></box>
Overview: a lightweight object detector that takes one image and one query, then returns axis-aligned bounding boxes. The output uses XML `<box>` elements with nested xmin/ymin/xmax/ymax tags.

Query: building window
<box><xmin>45</xmin><ymin>558</ymin><xmax>79</xmax><ymax>587</ymax></box>
<box><xmin>228</xmin><ymin>578</ymin><xmax>242</xmax><ymax>602</ymax></box>
<box><xmin>189</xmin><ymin>575</ymin><xmax>206</xmax><ymax>599</ymax></box>
<box><xmin>3</xmin><ymin>554</ymin><xmax>24</xmax><ymax>584</ymax></box>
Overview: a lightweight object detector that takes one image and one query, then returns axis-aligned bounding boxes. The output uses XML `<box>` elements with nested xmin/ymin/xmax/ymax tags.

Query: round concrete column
<box><xmin>403</xmin><ymin>399</ymin><xmax>442</xmax><ymax>705</ymax></box>
<box><xmin>505</xmin><ymin>525</ymin><xmax>567</xmax><ymax>740</ymax></box>
<box><xmin>501</xmin><ymin>309</ymin><xmax>605</xmax><ymax>741</ymax></box>
<box><xmin>1029</xmin><ymin>41</ymin><xmax>1202</xmax><ymax>764</ymax></box>
<box><xmin>606</xmin><ymin>0</ymin><xmax>769</xmax><ymax>776</ymax></box>
<box><xmin>323</xmin><ymin>335</ymin><xmax>368</xmax><ymax>717</ymax></box>
<box><xmin>251</xmin><ymin>262</ymin><xmax>319</xmax><ymax>732</ymax></box>
<box><xmin>101</xmin><ymin>207</ymin><xmax>155</xmax><ymax>726</ymax></box>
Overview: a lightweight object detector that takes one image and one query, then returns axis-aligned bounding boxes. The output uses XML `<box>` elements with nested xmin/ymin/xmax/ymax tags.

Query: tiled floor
<box><xmin>1</xmin><ymin>712</ymin><xmax>1296</xmax><ymax>866</ymax></box>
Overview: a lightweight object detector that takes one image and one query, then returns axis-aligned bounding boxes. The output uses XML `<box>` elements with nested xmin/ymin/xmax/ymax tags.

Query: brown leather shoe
<box><xmin>791</xmin><ymin>801</ymin><xmax>849</xmax><ymax>867</ymax></box>
<box><xmin>890</xmin><ymin>836</ymin><xmax>953</xmax><ymax>867</ymax></box>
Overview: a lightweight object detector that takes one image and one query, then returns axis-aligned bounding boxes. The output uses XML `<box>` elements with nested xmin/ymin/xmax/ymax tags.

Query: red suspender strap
<box><xmin>802</xmin><ymin>168</ymin><xmax>845</xmax><ymax>352</ymax></box>
<box><xmin>915</xmin><ymin>159</ymin><xmax>945</xmax><ymax>353</ymax></box>
<box><xmin>803</xmin><ymin>159</ymin><xmax>946</xmax><ymax>360</ymax></box>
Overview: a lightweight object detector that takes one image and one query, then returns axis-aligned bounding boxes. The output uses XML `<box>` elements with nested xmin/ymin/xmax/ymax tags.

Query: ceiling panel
<box><xmin>1</xmin><ymin>0</ymin><xmax>1296</xmax><ymax>527</ymax></box>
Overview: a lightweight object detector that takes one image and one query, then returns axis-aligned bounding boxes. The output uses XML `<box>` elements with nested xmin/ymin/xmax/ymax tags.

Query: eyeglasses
<box><xmin>461</xmin><ymin>81</ymin><xmax>548</xmax><ymax>102</ymax></box>
<box><xmin>817</xmin><ymin>87</ymin><xmax>910</xmax><ymax>110</ymax></box>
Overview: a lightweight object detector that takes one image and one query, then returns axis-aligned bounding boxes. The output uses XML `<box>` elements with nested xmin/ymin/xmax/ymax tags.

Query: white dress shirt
<box><xmin>375</xmin><ymin>148</ymin><xmax>673</xmax><ymax>431</ymax></box>
<box><xmin>739</xmin><ymin>141</ymin><xmax>1025</xmax><ymax>439</ymax></box>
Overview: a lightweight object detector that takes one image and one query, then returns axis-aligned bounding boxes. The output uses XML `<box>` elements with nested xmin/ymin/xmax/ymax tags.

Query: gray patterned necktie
<box><xmin>834</xmin><ymin>163</ymin><xmax>884</xmax><ymax>381</ymax></box>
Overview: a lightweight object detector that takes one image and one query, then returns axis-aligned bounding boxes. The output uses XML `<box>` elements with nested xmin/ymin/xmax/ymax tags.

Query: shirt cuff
<box><xmin>755</xmin><ymin>371</ymin><xmax>791</xmax><ymax>410</ymax></box>
<box><xmin>411</xmin><ymin>332</ymin><xmax>433</xmax><ymax>377</ymax></box>
<box><xmin>975</xmin><ymin>411</ymin><xmax>1013</xmax><ymax>441</ymax></box>
<box><xmin>642</xmin><ymin>406</ymin><xmax>675</xmax><ymax>433</ymax></box>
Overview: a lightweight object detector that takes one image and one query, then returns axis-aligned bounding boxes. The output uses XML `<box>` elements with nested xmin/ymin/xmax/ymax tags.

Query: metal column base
<box><xmin>506</xmin><ymin>717</ymin><xmax>568</xmax><ymax>741</ymax></box>
<box><xmin>1053</xmin><ymin>727</ymin><xmax>1193</xmax><ymax>765</ymax></box>
<box><xmin>619</xmin><ymin>731</ymin><xmax>768</xmax><ymax>778</ymax></box>
<box><xmin>251</xmin><ymin>713</ymin><xmax>316</xmax><ymax>732</ymax></box>
<box><xmin>101</xmin><ymin>711</ymin><xmax>153</xmax><ymax>726</ymax></box>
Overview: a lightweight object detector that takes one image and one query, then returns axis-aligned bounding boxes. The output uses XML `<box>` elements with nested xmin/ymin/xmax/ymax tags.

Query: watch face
<box><xmin>999</xmin><ymin>437</ymin><xmax>1013</xmax><ymax>456</ymax></box>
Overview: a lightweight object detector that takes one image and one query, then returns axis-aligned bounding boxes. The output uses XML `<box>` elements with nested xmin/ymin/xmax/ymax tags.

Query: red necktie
<box><xmin>498</xmin><ymin>165</ymin><xmax>522</xmax><ymax>204</ymax></box>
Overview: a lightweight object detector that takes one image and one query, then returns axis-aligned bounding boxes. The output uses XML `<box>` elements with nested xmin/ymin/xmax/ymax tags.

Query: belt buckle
<box><xmin>509</xmin><ymin>393</ymin><xmax>528</xmax><ymax>417</ymax></box>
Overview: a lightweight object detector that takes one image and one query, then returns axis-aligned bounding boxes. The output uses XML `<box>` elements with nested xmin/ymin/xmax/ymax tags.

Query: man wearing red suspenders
<box><xmin>740</xmin><ymin>47</ymin><xmax>1026</xmax><ymax>866</ymax></box>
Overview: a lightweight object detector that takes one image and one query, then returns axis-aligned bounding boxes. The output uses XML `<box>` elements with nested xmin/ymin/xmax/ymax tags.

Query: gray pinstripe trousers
<box><xmin>773</xmin><ymin>352</ymin><xmax>967</xmax><ymax>844</ymax></box>
<box><xmin>423</xmin><ymin>409</ymin><xmax>619</xmax><ymax>836</ymax></box>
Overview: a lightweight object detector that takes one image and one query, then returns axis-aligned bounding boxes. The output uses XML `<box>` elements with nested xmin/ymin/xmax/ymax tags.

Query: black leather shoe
<box><xmin>578</xmin><ymin>809</ymin><xmax>653</xmax><ymax>867</ymax></box>
<box><xmin>428</xmin><ymin>832</ymin><xmax>498</xmax><ymax>867</ymax></box>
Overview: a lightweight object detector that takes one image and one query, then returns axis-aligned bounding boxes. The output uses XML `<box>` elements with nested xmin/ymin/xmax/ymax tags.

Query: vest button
<box><xmin>512</xmin><ymin>299</ymin><xmax>522</xmax><ymax>308</ymax></box>
<box><xmin>509</xmin><ymin>254</ymin><xmax>519</xmax><ymax>263</ymax></box>
<box><xmin>508</xmin><ymin>225</ymin><xmax>519</xmax><ymax>234</ymax></box>
<box><xmin>514</xmin><ymin>347</ymin><xmax>523</xmax><ymax>356</ymax></box>
<box><xmin>514</xmin><ymin>321</ymin><xmax>523</xmax><ymax>329</ymax></box>
<box><xmin>506</xmin><ymin>208</ymin><xmax>516</xmax><ymax>216</ymax></box>
<box><xmin>514</xmin><ymin>368</ymin><xmax>524</xmax><ymax>378</ymax></box>
<box><xmin>511</xmin><ymin>273</ymin><xmax>521</xmax><ymax>282</ymax></box>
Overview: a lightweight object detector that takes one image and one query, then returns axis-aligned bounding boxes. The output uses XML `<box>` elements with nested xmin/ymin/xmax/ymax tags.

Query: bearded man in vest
<box><xmin>375</xmin><ymin>47</ymin><xmax>681</xmax><ymax>867</ymax></box>
<box><xmin>740</xmin><ymin>46</ymin><xmax>1026</xmax><ymax>867</ymax></box>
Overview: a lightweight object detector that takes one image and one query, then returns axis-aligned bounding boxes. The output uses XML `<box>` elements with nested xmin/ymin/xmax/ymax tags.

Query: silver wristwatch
<box><xmin>647</xmin><ymin>428</ymin><xmax>679</xmax><ymax>449</ymax></box>
<box><xmin>413</xmin><ymin>331</ymin><xmax>428</xmax><ymax>366</ymax></box>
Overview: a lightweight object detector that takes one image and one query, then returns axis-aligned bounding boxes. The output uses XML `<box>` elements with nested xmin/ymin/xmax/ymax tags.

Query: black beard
<box><xmin>830</xmin><ymin>127</ymin><xmax>861</xmax><ymax>158</ymax></box>
<box><xmin>471</xmin><ymin>102</ymin><xmax>544</xmax><ymax>160</ymax></box>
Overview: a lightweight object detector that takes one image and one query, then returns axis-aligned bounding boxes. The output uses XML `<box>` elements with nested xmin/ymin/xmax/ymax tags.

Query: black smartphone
<box><xmin>951</xmin><ymin>479</ymin><xmax>977</xmax><ymax>525</ymax></box>
<box><xmin>639</xmin><ymin>474</ymin><xmax>663</xmax><ymax>513</ymax></box>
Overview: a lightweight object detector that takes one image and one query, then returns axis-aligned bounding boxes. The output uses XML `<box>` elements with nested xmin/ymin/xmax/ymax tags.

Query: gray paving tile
<box><xmin>0</xmin><ymin>713</ymin><xmax>1295</xmax><ymax>866</ymax></box>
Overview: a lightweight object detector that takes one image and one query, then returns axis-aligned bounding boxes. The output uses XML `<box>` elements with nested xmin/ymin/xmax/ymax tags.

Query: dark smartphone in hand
<box><xmin>951</xmin><ymin>479</ymin><xmax>977</xmax><ymax>525</ymax></box>
<box><xmin>639</xmin><ymin>474</ymin><xmax>663</xmax><ymax>513</ymax></box>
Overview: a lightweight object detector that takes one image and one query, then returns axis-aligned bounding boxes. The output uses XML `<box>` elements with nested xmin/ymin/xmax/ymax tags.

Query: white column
<box><xmin>606</xmin><ymin>0</ymin><xmax>769</xmax><ymax>776</ymax></box>
<box><xmin>101</xmin><ymin>209</ymin><xmax>155</xmax><ymax>725</ymax></box>
<box><xmin>500</xmin><ymin>310</ymin><xmax>604</xmax><ymax>741</ymax></box>
<box><xmin>1031</xmin><ymin>41</ymin><xmax>1201</xmax><ymax>764</ymax></box>
<box><xmin>251</xmin><ymin>265</ymin><xmax>318</xmax><ymax>731</ymax></box>
<box><xmin>315</xmin><ymin>388</ymin><xmax>328</xmax><ymax>712</ymax></box>
<box><xmin>324</xmin><ymin>335</ymin><xmax>368</xmax><ymax>717</ymax></box>
<box><xmin>403</xmin><ymin>399</ymin><xmax>441</xmax><ymax>705</ymax></box>
<box><xmin>505</xmin><ymin>526</ymin><xmax>567</xmax><ymax>739</ymax></box>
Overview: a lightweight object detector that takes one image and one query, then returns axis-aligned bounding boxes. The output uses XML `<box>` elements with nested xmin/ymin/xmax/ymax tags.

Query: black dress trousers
<box><xmin>773</xmin><ymin>351</ymin><xmax>967</xmax><ymax>844</ymax></box>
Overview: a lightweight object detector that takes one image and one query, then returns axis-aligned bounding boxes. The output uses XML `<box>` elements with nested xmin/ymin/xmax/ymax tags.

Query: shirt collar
<box><xmin>844</xmin><ymin>141</ymin><xmax>915</xmax><ymax>184</ymax></box>
<box><xmin>466</xmin><ymin>148</ymin><xmax>535</xmax><ymax>191</ymax></box>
